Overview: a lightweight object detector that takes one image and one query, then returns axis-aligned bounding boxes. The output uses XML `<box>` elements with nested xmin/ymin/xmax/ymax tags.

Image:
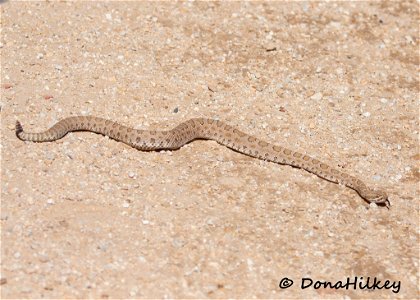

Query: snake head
<box><xmin>361</xmin><ymin>189</ymin><xmax>390</xmax><ymax>208</ymax></box>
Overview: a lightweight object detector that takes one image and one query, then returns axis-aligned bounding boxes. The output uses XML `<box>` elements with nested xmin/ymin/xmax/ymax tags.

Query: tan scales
<box><xmin>15</xmin><ymin>116</ymin><xmax>389</xmax><ymax>207</ymax></box>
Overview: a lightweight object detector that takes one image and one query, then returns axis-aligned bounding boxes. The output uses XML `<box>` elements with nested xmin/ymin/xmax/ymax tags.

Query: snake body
<box><xmin>15</xmin><ymin>116</ymin><xmax>389</xmax><ymax>206</ymax></box>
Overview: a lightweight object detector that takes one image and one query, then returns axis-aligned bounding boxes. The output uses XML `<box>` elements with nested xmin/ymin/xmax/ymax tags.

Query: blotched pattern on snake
<box><xmin>16</xmin><ymin>116</ymin><xmax>389</xmax><ymax>207</ymax></box>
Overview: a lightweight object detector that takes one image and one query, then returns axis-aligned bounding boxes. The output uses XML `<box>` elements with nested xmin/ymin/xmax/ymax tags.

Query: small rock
<box><xmin>36</xmin><ymin>53</ymin><xmax>44</xmax><ymax>59</ymax></box>
<box><xmin>310</xmin><ymin>92</ymin><xmax>323</xmax><ymax>101</ymax></box>
<box><xmin>43</xmin><ymin>95</ymin><xmax>54</xmax><ymax>100</ymax></box>
<box><xmin>47</xmin><ymin>199</ymin><xmax>55</xmax><ymax>205</ymax></box>
<box><xmin>128</xmin><ymin>171</ymin><xmax>136</xmax><ymax>178</ymax></box>
<box><xmin>172</xmin><ymin>238</ymin><xmax>185</xmax><ymax>248</ymax></box>
<box><xmin>97</xmin><ymin>241</ymin><xmax>108</xmax><ymax>251</ymax></box>
<box><xmin>173</xmin><ymin>107</ymin><xmax>179</xmax><ymax>113</ymax></box>
<box><xmin>46</xmin><ymin>152</ymin><xmax>55</xmax><ymax>160</ymax></box>
<box><xmin>130</xmin><ymin>287</ymin><xmax>138</xmax><ymax>297</ymax></box>
<box><xmin>265</xmin><ymin>31</ymin><xmax>273</xmax><ymax>40</ymax></box>
<box><xmin>380</xmin><ymin>98</ymin><xmax>388</xmax><ymax>103</ymax></box>
<box><xmin>362</xmin><ymin>112</ymin><xmax>371</xmax><ymax>117</ymax></box>
<box><xmin>122</xmin><ymin>201</ymin><xmax>130</xmax><ymax>208</ymax></box>
<box><xmin>2</xmin><ymin>83</ymin><xmax>13</xmax><ymax>89</ymax></box>
<box><xmin>265</xmin><ymin>42</ymin><xmax>277</xmax><ymax>51</ymax></box>
<box><xmin>54</xmin><ymin>64</ymin><xmax>63</xmax><ymax>71</ymax></box>
<box><xmin>373</xmin><ymin>175</ymin><xmax>381</xmax><ymax>181</ymax></box>
<box><xmin>405</xmin><ymin>35</ymin><xmax>414</xmax><ymax>44</ymax></box>
<box><xmin>0</xmin><ymin>278</ymin><xmax>7</xmax><ymax>285</ymax></box>
<box><xmin>39</xmin><ymin>254</ymin><xmax>49</xmax><ymax>263</ymax></box>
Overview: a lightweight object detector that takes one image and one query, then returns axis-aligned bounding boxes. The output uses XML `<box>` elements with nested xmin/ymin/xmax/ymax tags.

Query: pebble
<box><xmin>39</xmin><ymin>254</ymin><xmax>50</xmax><ymax>263</ymax></box>
<box><xmin>380</xmin><ymin>98</ymin><xmax>388</xmax><ymax>103</ymax></box>
<box><xmin>265</xmin><ymin>44</ymin><xmax>277</xmax><ymax>52</ymax></box>
<box><xmin>45</xmin><ymin>152</ymin><xmax>56</xmax><ymax>160</ymax></box>
<box><xmin>27</xmin><ymin>196</ymin><xmax>34</xmax><ymax>205</ymax></box>
<box><xmin>373</xmin><ymin>175</ymin><xmax>381</xmax><ymax>181</ymax></box>
<box><xmin>405</xmin><ymin>35</ymin><xmax>414</xmax><ymax>44</ymax></box>
<box><xmin>362</xmin><ymin>112</ymin><xmax>371</xmax><ymax>117</ymax></box>
<box><xmin>310</xmin><ymin>92</ymin><xmax>323</xmax><ymax>101</ymax></box>
<box><xmin>122</xmin><ymin>201</ymin><xmax>130</xmax><ymax>208</ymax></box>
<box><xmin>172</xmin><ymin>238</ymin><xmax>184</xmax><ymax>248</ymax></box>
<box><xmin>47</xmin><ymin>199</ymin><xmax>55</xmax><ymax>205</ymax></box>
<box><xmin>97</xmin><ymin>241</ymin><xmax>109</xmax><ymax>251</ymax></box>
<box><xmin>128</xmin><ymin>171</ymin><xmax>136</xmax><ymax>178</ymax></box>
<box><xmin>36</xmin><ymin>53</ymin><xmax>44</xmax><ymax>59</ymax></box>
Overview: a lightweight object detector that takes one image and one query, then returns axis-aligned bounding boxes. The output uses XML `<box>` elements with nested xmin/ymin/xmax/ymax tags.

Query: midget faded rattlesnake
<box><xmin>16</xmin><ymin>116</ymin><xmax>389</xmax><ymax>207</ymax></box>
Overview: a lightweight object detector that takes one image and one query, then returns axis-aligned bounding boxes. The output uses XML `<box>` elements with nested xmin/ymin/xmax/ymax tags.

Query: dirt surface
<box><xmin>1</xmin><ymin>1</ymin><xmax>419</xmax><ymax>299</ymax></box>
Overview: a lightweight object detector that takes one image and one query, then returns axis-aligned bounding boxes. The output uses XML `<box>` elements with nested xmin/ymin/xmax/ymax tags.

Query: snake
<box><xmin>15</xmin><ymin>116</ymin><xmax>390</xmax><ymax>207</ymax></box>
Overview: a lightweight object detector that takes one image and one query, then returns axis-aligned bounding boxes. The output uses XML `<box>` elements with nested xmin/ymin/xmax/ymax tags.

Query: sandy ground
<box><xmin>1</xmin><ymin>1</ymin><xmax>419</xmax><ymax>299</ymax></box>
